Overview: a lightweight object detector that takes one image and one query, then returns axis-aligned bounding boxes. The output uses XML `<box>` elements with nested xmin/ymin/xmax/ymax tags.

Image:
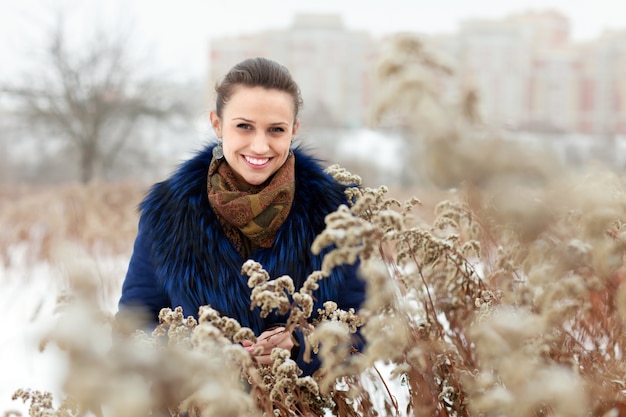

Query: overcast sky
<box><xmin>1</xmin><ymin>0</ymin><xmax>625</xmax><ymax>81</ymax></box>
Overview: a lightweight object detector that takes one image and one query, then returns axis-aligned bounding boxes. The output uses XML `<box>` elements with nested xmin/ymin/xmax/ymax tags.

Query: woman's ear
<box><xmin>209</xmin><ymin>111</ymin><xmax>222</xmax><ymax>138</ymax></box>
<box><xmin>292</xmin><ymin>119</ymin><xmax>300</xmax><ymax>138</ymax></box>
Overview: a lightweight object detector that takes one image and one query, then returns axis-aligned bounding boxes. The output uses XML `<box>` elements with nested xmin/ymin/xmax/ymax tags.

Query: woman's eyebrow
<box><xmin>232</xmin><ymin>117</ymin><xmax>289</xmax><ymax>126</ymax></box>
<box><xmin>232</xmin><ymin>117</ymin><xmax>254</xmax><ymax>122</ymax></box>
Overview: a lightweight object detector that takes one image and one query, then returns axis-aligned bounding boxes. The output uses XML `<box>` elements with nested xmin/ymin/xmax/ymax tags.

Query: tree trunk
<box><xmin>80</xmin><ymin>143</ymin><xmax>97</xmax><ymax>183</ymax></box>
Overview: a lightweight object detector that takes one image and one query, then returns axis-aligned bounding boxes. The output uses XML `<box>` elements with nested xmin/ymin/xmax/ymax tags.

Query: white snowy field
<box><xmin>0</xmin><ymin>246</ymin><xmax>410</xmax><ymax>416</ymax></box>
<box><xmin>0</xmin><ymin>246</ymin><xmax>128</xmax><ymax>415</ymax></box>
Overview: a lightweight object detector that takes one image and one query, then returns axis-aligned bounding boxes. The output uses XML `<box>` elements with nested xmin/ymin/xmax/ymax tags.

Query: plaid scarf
<box><xmin>207</xmin><ymin>154</ymin><xmax>295</xmax><ymax>257</ymax></box>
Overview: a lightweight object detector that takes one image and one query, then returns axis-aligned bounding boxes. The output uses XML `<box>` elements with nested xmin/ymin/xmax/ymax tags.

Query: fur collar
<box><xmin>139</xmin><ymin>144</ymin><xmax>350</xmax><ymax>332</ymax></box>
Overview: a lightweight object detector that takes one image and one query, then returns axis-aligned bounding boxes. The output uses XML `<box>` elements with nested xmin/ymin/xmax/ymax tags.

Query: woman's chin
<box><xmin>241</xmin><ymin>172</ymin><xmax>271</xmax><ymax>186</ymax></box>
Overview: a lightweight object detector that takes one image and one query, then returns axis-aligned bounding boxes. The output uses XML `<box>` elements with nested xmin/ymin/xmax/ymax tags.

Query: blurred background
<box><xmin>1</xmin><ymin>0</ymin><xmax>625</xmax><ymax>411</ymax></box>
<box><xmin>1</xmin><ymin>0</ymin><xmax>626</xmax><ymax>186</ymax></box>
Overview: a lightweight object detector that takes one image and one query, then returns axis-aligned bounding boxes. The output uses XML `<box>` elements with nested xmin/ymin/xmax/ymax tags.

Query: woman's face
<box><xmin>210</xmin><ymin>86</ymin><xmax>299</xmax><ymax>186</ymax></box>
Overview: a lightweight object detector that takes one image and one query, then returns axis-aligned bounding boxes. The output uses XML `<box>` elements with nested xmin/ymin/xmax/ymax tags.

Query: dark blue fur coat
<box><xmin>118</xmin><ymin>144</ymin><xmax>366</xmax><ymax>375</ymax></box>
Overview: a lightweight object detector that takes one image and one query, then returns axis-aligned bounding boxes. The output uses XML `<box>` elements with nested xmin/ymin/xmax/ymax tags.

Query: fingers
<box><xmin>262</xmin><ymin>329</ymin><xmax>287</xmax><ymax>346</ymax></box>
<box><xmin>263</xmin><ymin>328</ymin><xmax>293</xmax><ymax>352</ymax></box>
<box><xmin>244</xmin><ymin>327</ymin><xmax>295</xmax><ymax>364</ymax></box>
<box><xmin>254</xmin><ymin>353</ymin><xmax>274</xmax><ymax>365</ymax></box>
<box><xmin>245</xmin><ymin>333</ymin><xmax>281</xmax><ymax>354</ymax></box>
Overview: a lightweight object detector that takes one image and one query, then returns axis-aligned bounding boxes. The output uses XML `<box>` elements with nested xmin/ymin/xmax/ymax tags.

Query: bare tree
<box><xmin>1</xmin><ymin>13</ymin><xmax>190</xmax><ymax>183</ymax></box>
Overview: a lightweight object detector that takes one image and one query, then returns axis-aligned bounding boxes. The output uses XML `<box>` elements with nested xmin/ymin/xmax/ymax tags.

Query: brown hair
<box><xmin>214</xmin><ymin>57</ymin><xmax>303</xmax><ymax>120</ymax></box>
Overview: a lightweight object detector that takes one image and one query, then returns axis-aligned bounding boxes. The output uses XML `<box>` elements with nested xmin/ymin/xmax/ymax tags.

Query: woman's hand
<box><xmin>242</xmin><ymin>326</ymin><xmax>295</xmax><ymax>365</ymax></box>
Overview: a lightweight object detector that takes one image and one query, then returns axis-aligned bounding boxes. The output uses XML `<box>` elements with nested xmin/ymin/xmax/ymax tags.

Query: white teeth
<box><xmin>245</xmin><ymin>156</ymin><xmax>269</xmax><ymax>166</ymax></box>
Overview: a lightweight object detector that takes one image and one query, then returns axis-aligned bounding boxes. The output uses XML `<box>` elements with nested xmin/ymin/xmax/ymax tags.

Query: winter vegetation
<box><xmin>2</xmin><ymin>32</ymin><xmax>626</xmax><ymax>417</ymax></box>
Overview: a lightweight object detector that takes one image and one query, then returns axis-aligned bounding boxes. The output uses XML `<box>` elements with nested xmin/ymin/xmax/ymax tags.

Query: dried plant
<box><xmin>4</xmin><ymin>32</ymin><xmax>626</xmax><ymax>417</ymax></box>
<box><xmin>0</xmin><ymin>181</ymin><xmax>142</xmax><ymax>266</ymax></box>
<box><xmin>362</xmin><ymin>32</ymin><xmax>626</xmax><ymax>417</ymax></box>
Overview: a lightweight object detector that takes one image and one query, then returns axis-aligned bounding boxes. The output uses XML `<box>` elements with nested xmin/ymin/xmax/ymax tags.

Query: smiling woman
<box><xmin>117</xmin><ymin>57</ymin><xmax>366</xmax><ymax>378</ymax></box>
<box><xmin>210</xmin><ymin>85</ymin><xmax>298</xmax><ymax>186</ymax></box>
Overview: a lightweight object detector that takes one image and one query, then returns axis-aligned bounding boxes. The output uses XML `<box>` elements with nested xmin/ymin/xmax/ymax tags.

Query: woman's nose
<box><xmin>249</xmin><ymin>132</ymin><xmax>270</xmax><ymax>154</ymax></box>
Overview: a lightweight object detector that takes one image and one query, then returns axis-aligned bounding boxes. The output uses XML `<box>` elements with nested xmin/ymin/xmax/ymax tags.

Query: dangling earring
<box><xmin>213</xmin><ymin>139</ymin><xmax>224</xmax><ymax>160</ymax></box>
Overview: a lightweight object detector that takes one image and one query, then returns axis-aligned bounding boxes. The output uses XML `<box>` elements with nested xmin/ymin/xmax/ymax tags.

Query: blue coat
<box><xmin>118</xmin><ymin>144</ymin><xmax>366</xmax><ymax>375</ymax></box>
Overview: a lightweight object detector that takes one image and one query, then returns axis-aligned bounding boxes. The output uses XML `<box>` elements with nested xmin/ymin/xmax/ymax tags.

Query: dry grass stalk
<box><xmin>0</xmin><ymin>181</ymin><xmax>143</xmax><ymax>267</ymax></box>
<box><xmin>364</xmin><ymin>32</ymin><xmax>626</xmax><ymax>417</ymax></box>
<box><xmin>5</xmin><ymin>33</ymin><xmax>626</xmax><ymax>417</ymax></box>
<box><xmin>6</xmin><ymin>160</ymin><xmax>626</xmax><ymax>417</ymax></box>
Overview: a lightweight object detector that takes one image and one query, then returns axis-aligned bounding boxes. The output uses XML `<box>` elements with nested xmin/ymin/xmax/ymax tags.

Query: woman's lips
<box><xmin>243</xmin><ymin>155</ymin><xmax>271</xmax><ymax>167</ymax></box>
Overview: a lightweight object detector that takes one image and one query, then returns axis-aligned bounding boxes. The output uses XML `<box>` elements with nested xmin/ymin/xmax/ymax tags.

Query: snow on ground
<box><xmin>336</xmin><ymin>129</ymin><xmax>405</xmax><ymax>176</ymax></box>
<box><xmin>0</xmin><ymin>261</ymin><xmax>66</xmax><ymax>413</ymax></box>
<box><xmin>0</xmin><ymin>243</ymin><xmax>411</xmax><ymax>416</ymax></box>
<box><xmin>0</xmin><ymin>246</ymin><xmax>128</xmax><ymax>414</ymax></box>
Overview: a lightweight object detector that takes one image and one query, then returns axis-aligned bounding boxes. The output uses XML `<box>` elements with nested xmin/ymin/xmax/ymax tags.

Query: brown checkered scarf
<box><xmin>207</xmin><ymin>154</ymin><xmax>295</xmax><ymax>257</ymax></box>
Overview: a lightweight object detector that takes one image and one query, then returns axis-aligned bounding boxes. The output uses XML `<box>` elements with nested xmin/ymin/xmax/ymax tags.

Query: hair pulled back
<box><xmin>214</xmin><ymin>57</ymin><xmax>303</xmax><ymax>120</ymax></box>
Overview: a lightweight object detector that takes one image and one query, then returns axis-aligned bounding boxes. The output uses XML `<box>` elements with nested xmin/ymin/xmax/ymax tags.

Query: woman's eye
<box><xmin>237</xmin><ymin>123</ymin><xmax>251</xmax><ymax>129</ymax></box>
<box><xmin>269</xmin><ymin>127</ymin><xmax>285</xmax><ymax>133</ymax></box>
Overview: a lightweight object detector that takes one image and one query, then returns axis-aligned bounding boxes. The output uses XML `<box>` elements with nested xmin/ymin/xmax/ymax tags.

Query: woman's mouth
<box><xmin>243</xmin><ymin>155</ymin><xmax>271</xmax><ymax>167</ymax></box>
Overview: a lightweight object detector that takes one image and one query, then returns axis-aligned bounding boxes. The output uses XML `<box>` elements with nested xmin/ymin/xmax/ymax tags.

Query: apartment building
<box><xmin>578</xmin><ymin>30</ymin><xmax>626</xmax><ymax>135</ymax></box>
<box><xmin>208</xmin><ymin>11</ymin><xmax>626</xmax><ymax>136</ymax></box>
<box><xmin>456</xmin><ymin>17</ymin><xmax>533</xmax><ymax>129</ymax></box>
<box><xmin>208</xmin><ymin>14</ymin><xmax>377</xmax><ymax>130</ymax></box>
<box><xmin>438</xmin><ymin>10</ymin><xmax>626</xmax><ymax>135</ymax></box>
